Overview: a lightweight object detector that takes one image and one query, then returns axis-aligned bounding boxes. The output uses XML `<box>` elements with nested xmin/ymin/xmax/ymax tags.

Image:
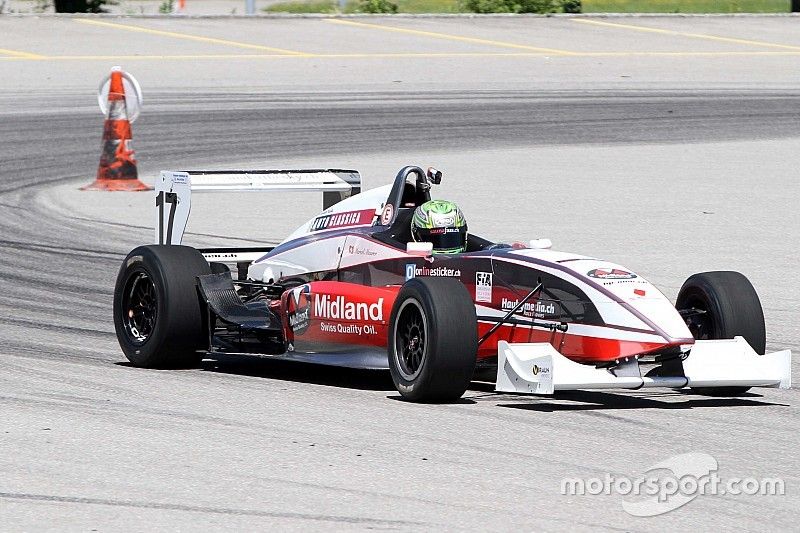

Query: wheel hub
<box><xmin>682</xmin><ymin>301</ymin><xmax>714</xmax><ymax>341</ymax></box>
<box><xmin>395</xmin><ymin>300</ymin><xmax>427</xmax><ymax>380</ymax></box>
<box><xmin>122</xmin><ymin>271</ymin><xmax>157</xmax><ymax>344</ymax></box>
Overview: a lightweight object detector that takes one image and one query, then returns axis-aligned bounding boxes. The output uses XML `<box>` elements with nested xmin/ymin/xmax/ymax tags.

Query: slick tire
<box><xmin>388</xmin><ymin>277</ymin><xmax>478</xmax><ymax>403</ymax></box>
<box><xmin>113</xmin><ymin>245</ymin><xmax>211</xmax><ymax>368</ymax></box>
<box><xmin>676</xmin><ymin>271</ymin><xmax>766</xmax><ymax>396</ymax></box>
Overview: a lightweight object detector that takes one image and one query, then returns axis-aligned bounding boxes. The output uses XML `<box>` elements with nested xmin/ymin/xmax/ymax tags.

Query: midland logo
<box><xmin>587</xmin><ymin>268</ymin><xmax>637</xmax><ymax>280</ymax></box>
<box><xmin>405</xmin><ymin>263</ymin><xmax>461</xmax><ymax>281</ymax></box>
<box><xmin>314</xmin><ymin>294</ymin><xmax>384</xmax><ymax>322</ymax></box>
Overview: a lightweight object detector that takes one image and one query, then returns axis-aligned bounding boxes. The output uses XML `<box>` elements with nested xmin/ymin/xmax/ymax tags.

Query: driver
<box><xmin>410</xmin><ymin>200</ymin><xmax>468</xmax><ymax>254</ymax></box>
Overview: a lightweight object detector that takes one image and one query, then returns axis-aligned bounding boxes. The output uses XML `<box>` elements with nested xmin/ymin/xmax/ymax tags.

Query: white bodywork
<box><xmin>496</xmin><ymin>339</ymin><xmax>791</xmax><ymax>394</ymax></box>
<box><xmin>278</xmin><ymin>185</ymin><xmax>391</xmax><ymax>245</ymax></box>
<box><xmin>496</xmin><ymin>249</ymin><xmax>694</xmax><ymax>342</ymax></box>
<box><xmin>248</xmin><ymin>185</ymin><xmax>395</xmax><ymax>283</ymax></box>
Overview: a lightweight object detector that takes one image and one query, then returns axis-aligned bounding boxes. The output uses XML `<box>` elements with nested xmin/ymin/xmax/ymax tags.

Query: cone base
<box><xmin>81</xmin><ymin>179</ymin><xmax>152</xmax><ymax>192</ymax></box>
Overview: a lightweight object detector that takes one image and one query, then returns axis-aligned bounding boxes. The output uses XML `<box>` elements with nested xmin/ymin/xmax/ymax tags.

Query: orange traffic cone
<box><xmin>81</xmin><ymin>68</ymin><xmax>150</xmax><ymax>191</ymax></box>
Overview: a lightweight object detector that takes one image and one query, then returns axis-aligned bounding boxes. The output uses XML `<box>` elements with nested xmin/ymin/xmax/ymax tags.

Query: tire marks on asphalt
<box><xmin>0</xmin><ymin>492</ymin><xmax>420</xmax><ymax>526</ymax></box>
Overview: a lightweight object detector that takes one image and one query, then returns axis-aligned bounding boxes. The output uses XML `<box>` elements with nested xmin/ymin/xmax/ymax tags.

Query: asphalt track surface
<box><xmin>1</xmin><ymin>15</ymin><xmax>800</xmax><ymax>531</ymax></box>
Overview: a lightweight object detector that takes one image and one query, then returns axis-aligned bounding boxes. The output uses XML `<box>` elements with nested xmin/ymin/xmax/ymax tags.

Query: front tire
<box><xmin>676</xmin><ymin>271</ymin><xmax>765</xmax><ymax>396</ymax></box>
<box><xmin>113</xmin><ymin>245</ymin><xmax>211</xmax><ymax>368</ymax></box>
<box><xmin>388</xmin><ymin>277</ymin><xmax>477</xmax><ymax>403</ymax></box>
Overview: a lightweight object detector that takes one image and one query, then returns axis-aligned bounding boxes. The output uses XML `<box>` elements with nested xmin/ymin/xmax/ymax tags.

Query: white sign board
<box><xmin>97</xmin><ymin>66</ymin><xmax>143</xmax><ymax>123</ymax></box>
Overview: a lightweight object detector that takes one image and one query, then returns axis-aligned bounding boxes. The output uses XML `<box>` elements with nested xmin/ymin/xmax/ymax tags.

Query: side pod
<box><xmin>496</xmin><ymin>338</ymin><xmax>791</xmax><ymax>395</ymax></box>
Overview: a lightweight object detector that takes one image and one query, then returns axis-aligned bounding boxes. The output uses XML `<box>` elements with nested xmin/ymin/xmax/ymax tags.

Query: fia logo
<box><xmin>405</xmin><ymin>263</ymin><xmax>416</xmax><ymax>281</ymax></box>
<box><xmin>475</xmin><ymin>271</ymin><xmax>493</xmax><ymax>303</ymax></box>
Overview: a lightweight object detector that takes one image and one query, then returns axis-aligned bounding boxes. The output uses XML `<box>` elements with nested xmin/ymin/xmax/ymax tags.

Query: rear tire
<box><xmin>113</xmin><ymin>245</ymin><xmax>211</xmax><ymax>368</ymax></box>
<box><xmin>676</xmin><ymin>271</ymin><xmax>765</xmax><ymax>396</ymax></box>
<box><xmin>388</xmin><ymin>277</ymin><xmax>478</xmax><ymax>403</ymax></box>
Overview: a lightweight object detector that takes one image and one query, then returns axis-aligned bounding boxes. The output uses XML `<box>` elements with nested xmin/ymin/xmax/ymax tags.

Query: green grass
<box><xmin>264</xmin><ymin>0</ymin><xmax>338</xmax><ymax>13</ymax></box>
<box><xmin>394</xmin><ymin>0</ymin><xmax>466</xmax><ymax>12</ymax></box>
<box><xmin>264</xmin><ymin>0</ymin><xmax>465</xmax><ymax>13</ymax></box>
<box><xmin>582</xmin><ymin>0</ymin><xmax>789</xmax><ymax>13</ymax></box>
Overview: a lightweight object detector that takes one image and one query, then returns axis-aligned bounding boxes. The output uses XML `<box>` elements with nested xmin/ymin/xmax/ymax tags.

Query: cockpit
<box><xmin>373</xmin><ymin>166</ymin><xmax>492</xmax><ymax>252</ymax></box>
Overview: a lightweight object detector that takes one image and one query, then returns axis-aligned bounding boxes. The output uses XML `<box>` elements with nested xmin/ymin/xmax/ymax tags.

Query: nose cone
<box><xmin>558</xmin><ymin>257</ymin><xmax>694</xmax><ymax>343</ymax></box>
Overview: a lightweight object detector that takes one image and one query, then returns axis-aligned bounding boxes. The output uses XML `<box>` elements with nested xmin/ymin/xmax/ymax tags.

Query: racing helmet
<box><xmin>411</xmin><ymin>200</ymin><xmax>468</xmax><ymax>254</ymax></box>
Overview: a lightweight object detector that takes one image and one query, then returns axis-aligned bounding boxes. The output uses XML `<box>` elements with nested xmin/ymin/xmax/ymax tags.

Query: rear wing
<box><xmin>154</xmin><ymin>169</ymin><xmax>361</xmax><ymax>246</ymax></box>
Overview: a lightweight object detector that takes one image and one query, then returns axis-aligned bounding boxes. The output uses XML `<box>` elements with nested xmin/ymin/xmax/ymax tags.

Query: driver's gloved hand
<box><xmin>484</xmin><ymin>243</ymin><xmax>512</xmax><ymax>250</ymax></box>
<box><xmin>484</xmin><ymin>242</ymin><xmax>528</xmax><ymax>250</ymax></box>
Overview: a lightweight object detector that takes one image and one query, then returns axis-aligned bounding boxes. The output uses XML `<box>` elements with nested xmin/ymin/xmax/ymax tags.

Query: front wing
<box><xmin>496</xmin><ymin>337</ymin><xmax>791</xmax><ymax>395</ymax></box>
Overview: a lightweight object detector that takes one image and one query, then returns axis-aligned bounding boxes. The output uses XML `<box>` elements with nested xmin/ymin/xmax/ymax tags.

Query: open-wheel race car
<box><xmin>113</xmin><ymin>165</ymin><xmax>791</xmax><ymax>402</ymax></box>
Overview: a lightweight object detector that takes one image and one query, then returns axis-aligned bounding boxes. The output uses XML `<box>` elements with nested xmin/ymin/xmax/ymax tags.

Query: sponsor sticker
<box><xmin>501</xmin><ymin>297</ymin><xmax>560</xmax><ymax>319</ymax></box>
<box><xmin>347</xmin><ymin>244</ymin><xmax>378</xmax><ymax>257</ymax></box>
<box><xmin>380</xmin><ymin>204</ymin><xmax>394</xmax><ymax>225</ymax></box>
<box><xmin>587</xmin><ymin>268</ymin><xmax>637</xmax><ymax>280</ymax></box>
<box><xmin>405</xmin><ymin>264</ymin><xmax>461</xmax><ymax>280</ymax></box>
<box><xmin>287</xmin><ymin>285</ymin><xmax>311</xmax><ymax>334</ymax></box>
<box><xmin>405</xmin><ymin>263</ymin><xmax>416</xmax><ymax>281</ymax></box>
<box><xmin>531</xmin><ymin>364</ymin><xmax>550</xmax><ymax>376</ymax></box>
<box><xmin>309</xmin><ymin>209</ymin><xmax>375</xmax><ymax>232</ymax></box>
<box><xmin>314</xmin><ymin>294</ymin><xmax>384</xmax><ymax>322</ymax></box>
<box><xmin>476</xmin><ymin>272</ymin><xmax>493</xmax><ymax>303</ymax></box>
<box><xmin>319</xmin><ymin>322</ymin><xmax>378</xmax><ymax>336</ymax></box>
<box><xmin>599</xmin><ymin>279</ymin><xmax>645</xmax><ymax>286</ymax></box>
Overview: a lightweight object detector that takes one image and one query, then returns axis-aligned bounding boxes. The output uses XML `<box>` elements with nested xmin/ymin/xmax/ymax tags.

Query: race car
<box><xmin>113</xmin><ymin>165</ymin><xmax>791</xmax><ymax>402</ymax></box>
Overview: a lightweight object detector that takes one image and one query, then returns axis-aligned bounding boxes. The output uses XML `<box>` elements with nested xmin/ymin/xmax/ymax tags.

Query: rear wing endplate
<box><xmin>154</xmin><ymin>169</ymin><xmax>361</xmax><ymax>245</ymax></box>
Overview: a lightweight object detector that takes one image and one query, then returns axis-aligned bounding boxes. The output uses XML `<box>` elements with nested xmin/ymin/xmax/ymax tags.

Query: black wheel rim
<box><xmin>122</xmin><ymin>271</ymin><xmax>158</xmax><ymax>345</ymax></box>
<box><xmin>394</xmin><ymin>299</ymin><xmax>427</xmax><ymax>380</ymax></box>
<box><xmin>683</xmin><ymin>297</ymin><xmax>715</xmax><ymax>340</ymax></box>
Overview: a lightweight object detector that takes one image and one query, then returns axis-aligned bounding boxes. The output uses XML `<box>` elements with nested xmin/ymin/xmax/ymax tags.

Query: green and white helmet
<box><xmin>411</xmin><ymin>200</ymin><xmax>468</xmax><ymax>254</ymax></box>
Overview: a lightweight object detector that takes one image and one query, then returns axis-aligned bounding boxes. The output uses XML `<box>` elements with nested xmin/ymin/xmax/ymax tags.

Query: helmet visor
<box><xmin>415</xmin><ymin>226</ymin><xmax>467</xmax><ymax>253</ymax></box>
